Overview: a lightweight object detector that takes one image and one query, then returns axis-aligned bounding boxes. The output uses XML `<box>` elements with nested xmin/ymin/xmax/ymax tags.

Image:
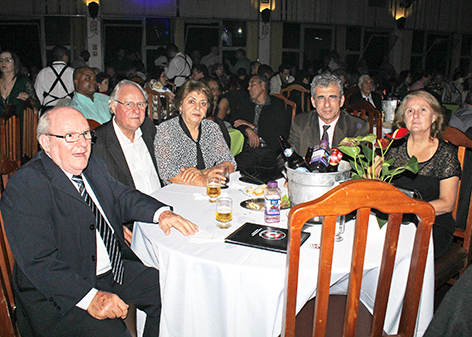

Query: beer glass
<box><xmin>206</xmin><ymin>177</ymin><xmax>221</xmax><ymax>202</ymax></box>
<box><xmin>216</xmin><ymin>197</ymin><xmax>233</xmax><ymax>229</ymax></box>
<box><xmin>334</xmin><ymin>215</ymin><xmax>346</xmax><ymax>242</ymax></box>
<box><xmin>219</xmin><ymin>164</ymin><xmax>230</xmax><ymax>189</ymax></box>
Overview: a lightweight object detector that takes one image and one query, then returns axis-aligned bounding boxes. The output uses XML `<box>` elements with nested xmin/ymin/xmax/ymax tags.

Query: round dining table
<box><xmin>131</xmin><ymin>173</ymin><xmax>434</xmax><ymax>337</ymax></box>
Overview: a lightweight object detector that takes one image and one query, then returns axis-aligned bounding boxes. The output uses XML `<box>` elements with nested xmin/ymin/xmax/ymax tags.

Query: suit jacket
<box><xmin>92</xmin><ymin>117</ymin><xmax>159</xmax><ymax>188</ymax></box>
<box><xmin>1</xmin><ymin>151</ymin><xmax>166</xmax><ymax>325</ymax></box>
<box><xmin>288</xmin><ymin>110</ymin><xmax>369</xmax><ymax>154</ymax></box>
<box><xmin>348</xmin><ymin>91</ymin><xmax>383</xmax><ymax>111</ymax></box>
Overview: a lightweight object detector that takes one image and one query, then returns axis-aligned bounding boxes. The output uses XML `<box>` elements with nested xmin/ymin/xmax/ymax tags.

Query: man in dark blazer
<box><xmin>93</xmin><ymin>80</ymin><xmax>160</xmax><ymax>193</ymax></box>
<box><xmin>347</xmin><ymin>74</ymin><xmax>383</xmax><ymax>111</ymax></box>
<box><xmin>289</xmin><ymin>73</ymin><xmax>369</xmax><ymax>154</ymax></box>
<box><xmin>1</xmin><ymin>107</ymin><xmax>198</xmax><ymax>336</ymax></box>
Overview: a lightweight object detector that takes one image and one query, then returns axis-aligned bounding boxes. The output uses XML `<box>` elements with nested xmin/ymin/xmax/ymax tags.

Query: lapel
<box><xmin>103</xmin><ymin>121</ymin><xmax>135</xmax><ymax>187</ymax></box>
<box><xmin>40</xmin><ymin>151</ymin><xmax>87</xmax><ymax>205</ymax></box>
<box><xmin>333</xmin><ymin>111</ymin><xmax>349</xmax><ymax>147</ymax></box>
<box><xmin>307</xmin><ymin>112</ymin><xmax>321</xmax><ymax>146</ymax></box>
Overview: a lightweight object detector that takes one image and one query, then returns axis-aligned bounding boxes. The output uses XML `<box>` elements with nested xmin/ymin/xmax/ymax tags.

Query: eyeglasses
<box><xmin>47</xmin><ymin>130</ymin><xmax>95</xmax><ymax>143</ymax></box>
<box><xmin>0</xmin><ymin>58</ymin><xmax>13</xmax><ymax>64</ymax></box>
<box><xmin>115</xmin><ymin>100</ymin><xmax>148</xmax><ymax>110</ymax></box>
<box><xmin>315</xmin><ymin>95</ymin><xmax>340</xmax><ymax>103</ymax></box>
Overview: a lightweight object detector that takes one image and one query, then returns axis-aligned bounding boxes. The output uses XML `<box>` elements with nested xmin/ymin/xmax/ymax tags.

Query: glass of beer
<box><xmin>206</xmin><ymin>177</ymin><xmax>221</xmax><ymax>203</ymax></box>
<box><xmin>216</xmin><ymin>197</ymin><xmax>233</xmax><ymax>229</ymax></box>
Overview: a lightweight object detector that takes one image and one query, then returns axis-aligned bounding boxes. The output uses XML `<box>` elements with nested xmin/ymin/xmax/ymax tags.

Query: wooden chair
<box><xmin>86</xmin><ymin>119</ymin><xmax>101</xmax><ymax>130</ymax></box>
<box><xmin>0</xmin><ymin>152</ymin><xmax>18</xmax><ymax>336</ymax></box>
<box><xmin>144</xmin><ymin>87</ymin><xmax>172</xmax><ymax>124</ymax></box>
<box><xmin>22</xmin><ymin>98</ymin><xmax>39</xmax><ymax>160</ymax></box>
<box><xmin>435</xmin><ymin>126</ymin><xmax>472</xmax><ymax>289</ymax></box>
<box><xmin>280</xmin><ymin>84</ymin><xmax>312</xmax><ymax>114</ymax></box>
<box><xmin>0</xmin><ymin>105</ymin><xmax>21</xmax><ymax>166</ymax></box>
<box><xmin>282</xmin><ymin>179</ymin><xmax>435</xmax><ymax>337</ymax></box>
<box><xmin>272</xmin><ymin>94</ymin><xmax>296</xmax><ymax>122</ymax></box>
<box><xmin>348</xmin><ymin>101</ymin><xmax>383</xmax><ymax>140</ymax></box>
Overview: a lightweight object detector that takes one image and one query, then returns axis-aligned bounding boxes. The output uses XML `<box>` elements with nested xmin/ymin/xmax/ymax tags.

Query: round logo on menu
<box><xmin>259</xmin><ymin>229</ymin><xmax>286</xmax><ymax>241</ymax></box>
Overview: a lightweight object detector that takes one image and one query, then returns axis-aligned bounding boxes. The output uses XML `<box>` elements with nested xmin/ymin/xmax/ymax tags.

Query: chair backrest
<box><xmin>0</xmin><ymin>152</ymin><xmax>18</xmax><ymax>336</ymax></box>
<box><xmin>442</xmin><ymin>126</ymin><xmax>472</xmax><ymax>259</ymax></box>
<box><xmin>86</xmin><ymin>119</ymin><xmax>101</xmax><ymax>130</ymax></box>
<box><xmin>22</xmin><ymin>98</ymin><xmax>39</xmax><ymax>160</ymax></box>
<box><xmin>280</xmin><ymin>84</ymin><xmax>312</xmax><ymax>113</ymax></box>
<box><xmin>272</xmin><ymin>94</ymin><xmax>296</xmax><ymax>122</ymax></box>
<box><xmin>282</xmin><ymin>179</ymin><xmax>435</xmax><ymax>337</ymax></box>
<box><xmin>144</xmin><ymin>87</ymin><xmax>172</xmax><ymax>124</ymax></box>
<box><xmin>348</xmin><ymin>100</ymin><xmax>382</xmax><ymax>140</ymax></box>
<box><xmin>0</xmin><ymin>105</ymin><xmax>21</xmax><ymax>166</ymax></box>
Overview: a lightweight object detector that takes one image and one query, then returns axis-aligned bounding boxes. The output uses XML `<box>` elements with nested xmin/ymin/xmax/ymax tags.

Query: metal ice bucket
<box><xmin>286</xmin><ymin>161</ymin><xmax>351</xmax><ymax>223</ymax></box>
<box><xmin>382</xmin><ymin>99</ymin><xmax>399</xmax><ymax>123</ymax></box>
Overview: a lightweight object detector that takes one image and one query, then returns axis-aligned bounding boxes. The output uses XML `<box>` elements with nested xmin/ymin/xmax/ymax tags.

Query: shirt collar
<box><xmin>113</xmin><ymin>116</ymin><xmax>142</xmax><ymax>144</ymax></box>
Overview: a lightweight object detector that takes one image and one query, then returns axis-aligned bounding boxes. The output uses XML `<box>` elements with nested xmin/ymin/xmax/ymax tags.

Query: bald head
<box><xmin>38</xmin><ymin>107</ymin><xmax>92</xmax><ymax>175</ymax></box>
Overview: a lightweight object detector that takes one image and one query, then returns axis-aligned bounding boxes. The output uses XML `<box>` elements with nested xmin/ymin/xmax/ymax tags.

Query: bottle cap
<box><xmin>268</xmin><ymin>180</ymin><xmax>278</xmax><ymax>188</ymax></box>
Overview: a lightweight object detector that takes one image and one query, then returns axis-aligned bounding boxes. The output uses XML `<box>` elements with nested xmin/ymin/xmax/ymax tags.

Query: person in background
<box><xmin>410</xmin><ymin>69</ymin><xmax>432</xmax><ymax>91</ymax></box>
<box><xmin>387</xmin><ymin>90</ymin><xmax>461</xmax><ymax>258</ymax></box>
<box><xmin>225</xmin><ymin>48</ymin><xmax>251</xmax><ymax>75</ymax></box>
<box><xmin>71</xmin><ymin>50</ymin><xmax>90</xmax><ymax>69</ymax></box>
<box><xmin>270</xmin><ymin>63</ymin><xmax>294</xmax><ymax>94</ymax></box>
<box><xmin>449</xmin><ymin>90</ymin><xmax>472</xmax><ymax>133</ymax></box>
<box><xmin>191</xmin><ymin>64</ymin><xmax>209</xmax><ymax>81</ymax></box>
<box><xmin>35</xmin><ymin>45</ymin><xmax>74</xmax><ymax>112</ymax></box>
<box><xmin>231</xmin><ymin>74</ymin><xmax>291</xmax><ymax>171</ymax></box>
<box><xmin>0</xmin><ymin>50</ymin><xmax>38</xmax><ymax>116</ymax></box>
<box><xmin>347</xmin><ymin>74</ymin><xmax>383</xmax><ymax>110</ymax></box>
<box><xmin>249</xmin><ymin>61</ymin><xmax>261</xmax><ymax>76</ymax></box>
<box><xmin>394</xmin><ymin>70</ymin><xmax>412</xmax><ymax>99</ymax></box>
<box><xmin>95</xmin><ymin>72</ymin><xmax>111</xmax><ymax>95</ymax></box>
<box><xmin>200</xmin><ymin>46</ymin><xmax>220</xmax><ymax>68</ymax></box>
<box><xmin>165</xmin><ymin>43</ymin><xmax>193</xmax><ymax>89</ymax></box>
<box><xmin>144</xmin><ymin>66</ymin><xmax>175</xmax><ymax>102</ymax></box>
<box><xmin>154</xmin><ymin>80</ymin><xmax>236</xmax><ymax>186</ymax></box>
<box><xmin>67</xmin><ymin>66</ymin><xmax>111</xmax><ymax>124</ymax></box>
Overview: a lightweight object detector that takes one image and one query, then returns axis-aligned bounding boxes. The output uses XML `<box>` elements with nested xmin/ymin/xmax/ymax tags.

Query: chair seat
<box><xmin>434</xmin><ymin>243</ymin><xmax>467</xmax><ymax>289</ymax></box>
<box><xmin>293</xmin><ymin>295</ymin><xmax>374</xmax><ymax>337</ymax></box>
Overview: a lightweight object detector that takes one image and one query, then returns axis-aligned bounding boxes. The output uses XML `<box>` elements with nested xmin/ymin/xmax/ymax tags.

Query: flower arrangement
<box><xmin>338</xmin><ymin>128</ymin><xmax>419</xmax><ymax>182</ymax></box>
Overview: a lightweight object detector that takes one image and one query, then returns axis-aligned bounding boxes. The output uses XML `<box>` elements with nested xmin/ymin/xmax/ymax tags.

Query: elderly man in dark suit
<box><xmin>93</xmin><ymin>80</ymin><xmax>160</xmax><ymax>194</ymax></box>
<box><xmin>1</xmin><ymin>107</ymin><xmax>198</xmax><ymax>337</ymax></box>
<box><xmin>289</xmin><ymin>73</ymin><xmax>369</xmax><ymax>154</ymax></box>
<box><xmin>347</xmin><ymin>74</ymin><xmax>383</xmax><ymax>111</ymax></box>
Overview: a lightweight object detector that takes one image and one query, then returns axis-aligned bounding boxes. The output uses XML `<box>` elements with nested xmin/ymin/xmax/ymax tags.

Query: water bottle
<box><xmin>264</xmin><ymin>180</ymin><xmax>281</xmax><ymax>223</ymax></box>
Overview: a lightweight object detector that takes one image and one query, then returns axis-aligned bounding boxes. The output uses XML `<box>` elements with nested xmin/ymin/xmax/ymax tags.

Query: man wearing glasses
<box><xmin>1</xmin><ymin>107</ymin><xmax>198</xmax><ymax>336</ymax></box>
<box><xmin>288</xmin><ymin>73</ymin><xmax>369</xmax><ymax>154</ymax></box>
<box><xmin>68</xmin><ymin>66</ymin><xmax>112</xmax><ymax>124</ymax></box>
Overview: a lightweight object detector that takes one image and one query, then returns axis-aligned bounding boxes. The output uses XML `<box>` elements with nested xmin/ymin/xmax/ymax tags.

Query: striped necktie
<box><xmin>72</xmin><ymin>175</ymin><xmax>124</xmax><ymax>284</ymax></box>
<box><xmin>321</xmin><ymin>124</ymin><xmax>330</xmax><ymax>145</ymax></box>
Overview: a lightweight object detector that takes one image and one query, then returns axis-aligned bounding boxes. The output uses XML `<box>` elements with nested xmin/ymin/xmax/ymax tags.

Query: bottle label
<box><xmin>284</xmin><ymin>148</ymin><xmax>293</xmax><ymax>157</ymax></box>
<box><xmin>265</xmin><ymin>197</ymin><xmax>281</xmax><ymax>216</ymax></box>
<box><xmin>311</xmin><ymin>148</ymin><xmax>330</xmax><ymax>167</ymax></box>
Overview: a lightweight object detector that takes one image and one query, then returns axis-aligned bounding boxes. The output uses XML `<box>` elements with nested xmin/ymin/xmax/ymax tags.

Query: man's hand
<box><xmin>245</xmin><ymin>128</ymin><xmax>260</xmax><ymax>148</ymax></box>
<box><xmin>123</xmin><ymin>226</ymin><xmax>133</xmax><ymax>246</ymax></box>
<box><xmin>158</xmin><ymin>210</ymin><xmax>199</xmax><ymax>236</ymax></box>
<box><xmin>87</xmin><ymin>291</ymin><xmax>129</xmax><ymax>320</ymax></box>
<box><xmin>233</xmin><ymin>119</ymin><xmax>255</xmax><ymax>129</ymax></box>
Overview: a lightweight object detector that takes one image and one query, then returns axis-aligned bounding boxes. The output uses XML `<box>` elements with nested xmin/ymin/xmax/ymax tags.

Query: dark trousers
<box><xmin>16</xmin><ymin>259</ymin><xmax>161</xmax><ymax>337</ymax></box>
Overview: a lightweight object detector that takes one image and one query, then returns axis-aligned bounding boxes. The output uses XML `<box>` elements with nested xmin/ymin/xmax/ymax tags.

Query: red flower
<box><xmin>385</xmin><ymin>128</ymin><xmax>409</xmax><ymax>140</ymax></box>
<box><xmin>375</xmin><ymin>138</ymin><xmax>390</xmax><ymax>149</ymax></box>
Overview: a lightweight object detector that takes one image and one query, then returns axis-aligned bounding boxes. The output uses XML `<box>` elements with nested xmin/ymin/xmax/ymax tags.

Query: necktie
<box><xmin>321</xmin><ymin>125</ymin><xmax>330</xmax><ymax>145</ymax></box>
<box><xmin>72</xmin><ymin>175</ymin><xmax>124</xmax><ymax>284</ymax></box>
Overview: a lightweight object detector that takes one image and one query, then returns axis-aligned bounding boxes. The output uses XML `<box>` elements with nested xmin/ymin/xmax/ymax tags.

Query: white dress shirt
<box><xmin>34</xmin><ymin>61</ymin><xmax>75</xmax><ymax>107</ymax></box>
<box><xmin>113</xmin><ymin>118</ymin><xmax>161</xmax><ymax>195</ymax></box>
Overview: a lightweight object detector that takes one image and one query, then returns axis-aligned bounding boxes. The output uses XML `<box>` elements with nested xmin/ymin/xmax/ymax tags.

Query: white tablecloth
<box><xmin>131</xmin><ymin>173</ymin><xmax>434</xmax><ymax>337</ymax></box>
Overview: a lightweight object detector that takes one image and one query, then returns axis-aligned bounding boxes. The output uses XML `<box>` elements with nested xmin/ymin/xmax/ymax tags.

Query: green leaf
<box><xmin>355</xmin><ymin>134</ymin><xmax>377</xmax><ymax>143</ymax></box>
<box><xmin>360</xmin><ymin>144</ymin><xmax>373</xmax><ymax>164</ymax></box>
<box><xmin>338</xmin><ymin>145</ymin><xmax>360</xmax><ymax>158</ymax></box>
<box><xmin>376</xmin><ymin>216</ymin><xmax>388</xmax><ymax>229</ymax></box>
<box><xmin>404</xmin><ymin>156</ymin><xmax>420</xmax><ymax>173</ymax></box>
<box><xmin>351</xmin><ymin>173</ymin><xmax>364</xmax><ymax>180</ymax></box>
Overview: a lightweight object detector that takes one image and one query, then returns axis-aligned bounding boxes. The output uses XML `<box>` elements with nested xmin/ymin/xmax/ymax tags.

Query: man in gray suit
<box><xmin>289</xmin><ymin>73</ymin><xmax>369</xmax><ymax>154</ymax></box>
